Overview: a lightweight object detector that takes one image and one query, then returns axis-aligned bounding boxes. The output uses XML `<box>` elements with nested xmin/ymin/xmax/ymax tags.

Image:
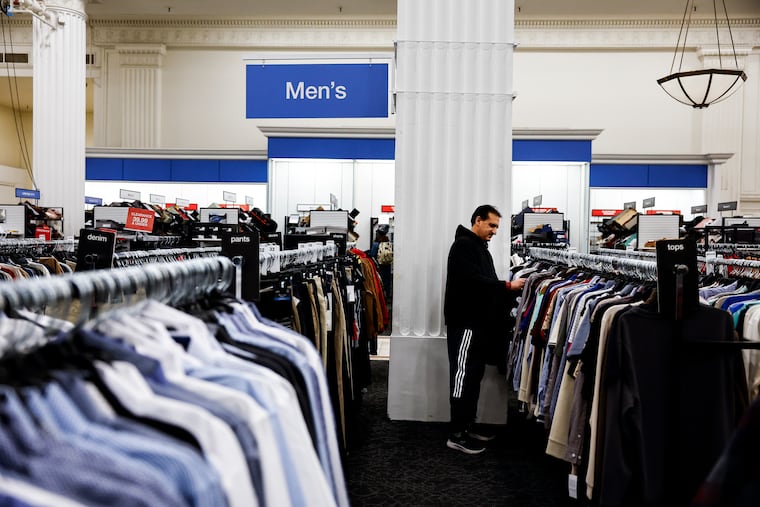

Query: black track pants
<box><xmin>447</xmin><ymin>326</ymin><xmax>487</xmax><ymax>435</ymax></box>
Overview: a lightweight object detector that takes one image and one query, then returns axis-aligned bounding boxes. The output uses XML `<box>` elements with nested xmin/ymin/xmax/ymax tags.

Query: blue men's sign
<box><xmin>246</xmin><ymin>63</ymin><xmax>389</xmax><ymax>119</ymax></box>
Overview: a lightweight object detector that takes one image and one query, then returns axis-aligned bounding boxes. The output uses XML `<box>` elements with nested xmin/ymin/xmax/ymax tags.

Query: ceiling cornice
<box><xmin>592</xmin><ymin>153</ymin><xmax>734</xmax><ymax>165</ymax></box>
<box><xmin>513</xmin><ymin>128</ymin><xmax>603</xmax><ymax>140</ymax></box>
<box><xmin>515</xmin><ymin>18</ymin><xmax>760</xmax><ymax>29</ymax></box>
<box><xmin>88</xmin><ymin>17</ymin><xmax>397</xmax><ymax>28</ymax></box>
<box><xmin>3</xmin><ymin>15</ymin><xmax>758</xmax><ymax>29</ymax></box>
<box><xmin>86</xmin><ymin>147</ymin><xmax>268</xmax><ymax>159</ymax></box>
<box><xmin>3</xmin><ymin>15</ymin><xmax>757</xmax><ymax>50</ymax></box>
<box><xmin>258</xmin><ymin>126</ymin><xmax>395</xmax><ymax>139</ymax></box>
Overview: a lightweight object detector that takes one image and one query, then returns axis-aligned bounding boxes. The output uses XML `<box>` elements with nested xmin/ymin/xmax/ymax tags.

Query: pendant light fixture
<box><xmin>657</xmin><ymin>0</ymin><xmax>747</xmax><ymax>109</ymax></box>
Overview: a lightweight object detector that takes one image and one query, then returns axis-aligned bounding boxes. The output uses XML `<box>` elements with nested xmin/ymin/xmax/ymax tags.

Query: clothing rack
<box><xmin>113</xmin><ymin>246</ymin><xmax>221</xmax><ymax>266</ymax></box>
<box><xmin>592</xmin><ymin>247</ymin><xmax>656</xmax><ymax>259</ymax></box>
<box><xmin>0</xmin><ymin>238</ymin><xmax>77</xmax><ymax>253</ymax></box>
<box><xmin>260</xmin><ymin>243</ymin><xmax>338</xmax><ymax>275</ymax></box>
<box><xmin>529</xmin><ymin>247</ymin><xmax>658</xmax><ymax>281</ymax></box>
<box><xmin>702</xmin><ymin>255</ymin><xmax>760</xmax><ymax>280</ymax></box>
<box><xmin>0</xmin><ymin>256</ymin><xmax>234</xmax><ymax>318</ymax></box>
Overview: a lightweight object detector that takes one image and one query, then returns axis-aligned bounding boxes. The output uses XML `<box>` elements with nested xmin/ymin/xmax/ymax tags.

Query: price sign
<box><xmin>124</xmin><ymin>207</ymin><xmax>155</xmax><ymax>232</ymax></box>
<box><xmin>120</xmin><ymin>189</ymin><xmax>141</xmax><ymax>201</ymax></box>
<box><xmin>149</xmin><ymin>194</ymin><xmax>166</xmax><ymax>205</ymax></box>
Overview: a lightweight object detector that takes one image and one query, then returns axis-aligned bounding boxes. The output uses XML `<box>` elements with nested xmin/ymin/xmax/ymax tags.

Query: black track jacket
<box><xmin>444</xmin><ymin>225</ymin><xmax>512</xmax><ymax>340</ymax></box>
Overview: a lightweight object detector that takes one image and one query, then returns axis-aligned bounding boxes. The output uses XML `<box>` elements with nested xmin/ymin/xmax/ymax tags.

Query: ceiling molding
<box><xmin>91</xmin><ymin>19</ymin><xmax>396</xmax><ymax>48</ymax></box>
<box><xmin>592</xmin><ymin>153</ymin><xmax>734</xmax><ymax>165</ymax></box>
<box><xmin>85</xmin><ymin>147</ymin><xmax>268</xmax><ymax>159</ymax></box>
<box><xmin>259</xmin><ymin>127</ymin><xmax>605</xmax><ymax>140</ymax></box>
<box><xmin>90</xmin><ymin>18</ymin><xmax>397</xmax><ymax>28</ymax></box>
<box><xmin>258</xmin><ymin>126</ymin><xmax>395</xmax><ymax>139</ymax></box>
<box><xmin>513</xmin><ymin>128</ymin><xmax>603</xmax><ymax>140</ymax></box>
<box><xmin>516</xmin><ymin>25</ymin><xmax>760</xmax><ymax>50</ymax></box>
<box><xmin>3</xmin><ymin>15</ymin><xmax>756</xmax><ymax>50</ymax></box>
<box><xmin>515</xmin><ymin>18</ymin><xmax>760</xmax><ymax>29</ymax></box>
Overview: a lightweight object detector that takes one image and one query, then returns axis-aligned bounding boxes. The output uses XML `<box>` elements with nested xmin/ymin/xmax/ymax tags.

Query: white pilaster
<box><xmin>388</xmin><ymin>0</ymin><xmax>515</xmax><ymax>422</ymax></box>
<box><xmin>116</xmin><ymin>45</ymin><xmax>165</xmax><ymax>148</ymax></box>
<box><xmin>698</xmin><ymin>46</ymin><xmax>750</xmax><ymax>214</ymax></box>
<box><xmin>739</xmin><ymin>50</ymin><xmax>760</xmax><ymax>214</ymax></box>
<box><xmin>32</xmin><ymin>0</ymin><xmax>86</xmax><ymax>237</ymax></box>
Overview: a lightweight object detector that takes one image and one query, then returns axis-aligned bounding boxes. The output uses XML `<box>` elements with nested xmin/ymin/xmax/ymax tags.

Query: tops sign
<box><xmin>246</xmin><ymin>63</ymin><xmax>389</xmax><ymax>118</ymax></box>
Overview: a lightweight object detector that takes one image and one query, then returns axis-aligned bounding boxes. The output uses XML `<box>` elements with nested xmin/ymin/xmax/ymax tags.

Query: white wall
<box><xmin>353</xmin><ymin>160</ymin><xmax>395</xmax><ymax>249</ymax></box>
<box><xmin>513</xmin><ymin>49</ymin><xmax>702</xmax><ymax>155</ymax></box>
<box><xmin>159</xmin><ymin>50</ymin><xmax>396</xmax><ymax>151</ymax></box>
<box><xmin>512</xmin><ymin>162</ymin><xmax>588</xmax><ymax>250</ymax></box>
<box><xmin>269</xmin><ymin>158</ymin><xmax>394</xmax><ymax>251</ymax></box>
<box><xmin>0</xmin><ymin>165</ymin><xmax>33</xmax><ymax>204</ymax></box>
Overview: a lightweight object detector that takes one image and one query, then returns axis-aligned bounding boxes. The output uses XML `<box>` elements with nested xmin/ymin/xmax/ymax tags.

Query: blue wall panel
<box><xmin>123</xmin><ymin>159</ymin><xmax>171</xmax><ymax>181</ymax></box>
<box><xmin>171</xmin><ymin>159</ymin><xmax>220</xmax><ymax>182</ymax></box>
<box><xmin>268</xmin><ymin>137</ymin><xmax>396</xmax><ymax>160</ymax></box>
<box><xmin>590</xmin><ymin>164</ymin><xmax>649</xmax><ymax>187</ymax></box>
<box><xmin>647</xmin><ymin>164</ymin><xmax>707</xmax><ymax>188</ymax></box>
<box><xmin>86</xmin><ymin>158</ymin><xmax>123</xmax><ymax>180</ymax></box>
<box><xmin>590</xmin><ymin>163</ymin><xmax>708</xmax><ymax>188</ymax></box>
<box><xmin>513</xmin><ymin>140</ymin><xmax>592</xmax><ymax>162</ymax></box>
<box><xmin>220</xmin><ymin>160</ymin><xmax>268</xmax><ymax>182</ymax></box>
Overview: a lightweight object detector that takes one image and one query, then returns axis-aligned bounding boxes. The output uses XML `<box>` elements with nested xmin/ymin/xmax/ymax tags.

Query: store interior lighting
<box><xmin>657</xmin><ymin>0</ymin><xmax>747</xmax><ymax>109</ymax></box>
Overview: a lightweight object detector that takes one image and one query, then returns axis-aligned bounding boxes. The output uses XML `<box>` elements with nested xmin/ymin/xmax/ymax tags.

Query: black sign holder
<box><xmin>330</xmin><ymin>232</ymin><xmax>348</xmax><ymax>256</ymax></box>
<box><xmin>76</xmin><ymin>228</ymin><xmax>116</xmax><ymax>271</ymax></box>
<box><xmin>655</xmin><ymin>238</ymin><xmax>698</xmax><ymax>320</ymax></box>
<box><xmin>261</xmin><ymin>232</ymin><xmax>282</xmax><ymax>248</ymax></box>
<box><xmin>221</xmin><ymin>231</ymin><xmax>260</xmax><ymax>301</ymax></box>
<box><xmin>655</xmin><ymin>237</ymin><xmax>700</xmax><ymax>502</ymax></box>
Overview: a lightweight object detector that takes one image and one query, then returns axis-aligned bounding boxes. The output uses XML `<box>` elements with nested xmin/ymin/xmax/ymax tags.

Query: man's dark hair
<box><xmin>470</xmin><ymin>204</ymin><xmax>501</xmax><ymax>225</ymax></box>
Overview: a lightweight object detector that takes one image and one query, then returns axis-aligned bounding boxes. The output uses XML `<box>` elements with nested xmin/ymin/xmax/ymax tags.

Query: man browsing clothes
<box><xmin>443</xmin><ymin>204</ymin><xmax>525</xmax><ymax>454</ymax></box>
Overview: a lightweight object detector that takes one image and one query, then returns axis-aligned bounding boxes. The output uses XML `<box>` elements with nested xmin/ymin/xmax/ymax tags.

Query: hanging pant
<box><xmin>447</xmin><ymin>326</ymin><xmax>488</xmax><ymax>435</ymax></box>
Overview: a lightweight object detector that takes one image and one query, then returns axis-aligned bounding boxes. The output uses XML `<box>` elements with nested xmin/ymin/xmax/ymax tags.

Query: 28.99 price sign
<box><xmin>124</xmin><ymin>208</ymin><xmax>156</xmax><ymax>233</ymax></box>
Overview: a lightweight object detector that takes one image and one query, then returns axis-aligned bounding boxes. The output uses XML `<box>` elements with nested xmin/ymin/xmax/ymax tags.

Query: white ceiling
<box><xmin>1</xmin><ymin>0</ymin><xmax>758</xmax><ymax>112</ymax></box>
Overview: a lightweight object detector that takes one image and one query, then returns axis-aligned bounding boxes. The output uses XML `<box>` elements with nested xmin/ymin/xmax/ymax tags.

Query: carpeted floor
<box><xmin>345</xmin><ymin>360</ymin><xmax>577</xmax><ymax>507</ymax></box>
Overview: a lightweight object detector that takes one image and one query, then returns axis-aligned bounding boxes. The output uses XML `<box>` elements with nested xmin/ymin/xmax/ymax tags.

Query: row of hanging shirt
<box><xmin>699</xmin><ymin>256</ymin><xmax>760</xmax><ymax>401</ymax></box>
<box><xmin>0</xmin><ymin>257</ymin><xmax>349</xmax><ymax>507</ymax></box>
<box><xmin>0</xmin><ymin>239</ymin><xmax>78</xmax><ymax>280</ymax></box>
<box><xmin>257</xmin><ymin>247</ymin><xmax>389</xmax><ymax>451</ymax></box>
<box><xmin>508</xmin><ymin>249</ymin><xmax>750</xmax><ymax>507</ymax></box>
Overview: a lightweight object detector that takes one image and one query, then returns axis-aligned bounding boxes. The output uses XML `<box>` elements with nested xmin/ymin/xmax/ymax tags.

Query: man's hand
<box><xmin>508</xmin><ymin>277</ymin><xmax>526</xmax><ymax>292</ymax></box>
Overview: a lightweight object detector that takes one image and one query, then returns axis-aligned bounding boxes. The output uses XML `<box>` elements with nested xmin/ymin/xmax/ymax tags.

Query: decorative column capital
<box><xmin>698</xmin><ymin>45</ymin><xmax>754</xmax><ymax>68</ymax></box>
<box><xmin>45</xmin><ymin>0</ymin><xmax>86</xmax><ymax>17</ymax></box>
<box><xmin>115</xmin><ymin>44</ymin><xmax>167</xmax><ymax>67</ymax></box>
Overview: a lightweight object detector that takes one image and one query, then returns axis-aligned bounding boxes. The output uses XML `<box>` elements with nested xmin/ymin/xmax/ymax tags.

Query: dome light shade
<box><xmin>657</xmin><ymin>68</ymin><xmax>747</xmax><ymax>109</ymax></box>
<box><xmin>658</xmin><ymin>0</ymin><xmax>747</xmax><ymax>109</ymax></box>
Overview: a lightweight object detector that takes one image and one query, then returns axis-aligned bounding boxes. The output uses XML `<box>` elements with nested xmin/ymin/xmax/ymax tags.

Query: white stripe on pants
<box><xmin>453</xmin><ymin>329</ymin><xmax>473</xmax><ymax>398</ymax></box>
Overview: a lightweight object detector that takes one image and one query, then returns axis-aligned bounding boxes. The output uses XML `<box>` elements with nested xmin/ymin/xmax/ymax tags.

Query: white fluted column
<box><xmin>388</xmin><ymin>0</ymin><xmax>515</xmax><ymax>422</ymax></box>
<box><xmin>33</xmin><ymin>0</ymin><xmax>86</xmax><ymax>237</ymax></box>
<box><xmin>117</xmin><ymin>45</ymin><xmax>165</xmax><ymax>148</ymax></box>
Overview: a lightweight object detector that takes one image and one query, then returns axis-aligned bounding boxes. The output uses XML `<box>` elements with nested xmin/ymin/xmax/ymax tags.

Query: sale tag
<box><xmin>124</xmin><ymin>207</ymin><xmax>156</xmax><ymax>232</ymax></box>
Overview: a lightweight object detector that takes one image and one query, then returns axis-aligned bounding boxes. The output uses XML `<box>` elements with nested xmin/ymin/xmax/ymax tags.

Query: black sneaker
<box><xmin>467</xmin><ymin>428</ymin><xmax>496</xmax><ymax>442</ymax></box>
<box><xmin>446</xmin><ymin>433</ymin><xmax>486</xmax><ymax>455</ymax></box>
